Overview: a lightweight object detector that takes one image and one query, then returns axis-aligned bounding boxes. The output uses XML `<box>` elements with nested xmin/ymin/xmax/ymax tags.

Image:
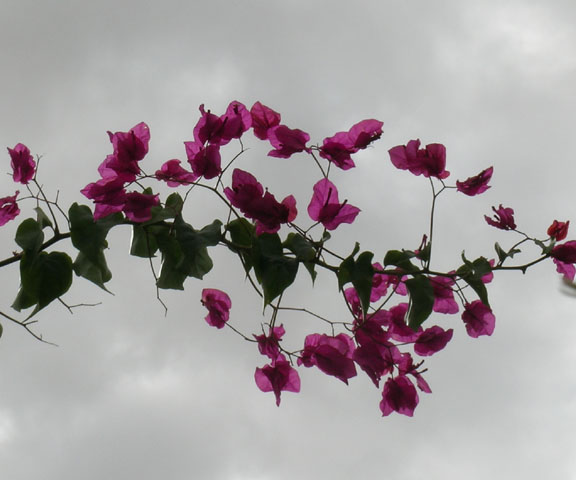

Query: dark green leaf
<box><xmin>405</xmin><ymin>275</ymin><xmax>435</xmax><ymax>330</ymax></box>
<box><xmin>283</xmin><ymin>233</ymin><xmax>317</xmax><ymax>282</ymax></box>
<box><xmin>130</xmin><ymin>224</ymin><xmax>166</xmax><ymax>258</ymax></box>
<box><xmin>415</xmin><ymin>243</ymin><xmax>431</xmax><ymax>263</ymax></box>
<box><xmin>156</xmin><ymin>218</ymin><xmax>223</xmax><ymax>289</ymax></box>
<box><xmin>73</xmin><ymin>251</ymin><xmax>112</xmax><ymax>290</ymax></box>
<box><xmin>494</xmin><ymin>242</ymin><xmax>507</xmax><ymax>263</ymax></box>
<box><xmin>69</xmin><ymin>203</ymin><xmax>123</xmax><ymax>289</ymax></box>
<box><xmin>456</xmin><ymin>255</ymin><xmax>492</xmax><ymax>307</ymax></box>
<box><xmin>143</xmin><ymin>193</ymin><xmax>184</xmax><ymax>225</ymax></box>
<box><xmin>156</xmin><ymin>233</ymin><xmax>186</xmax><ymax>290</ymax></box>
<box><xmin>283</xmin><ymin>233</ymin><xmax>316</xmax><ymax>261</ymax></box>
<box><xmin>12</xmin><ymin>251</ymin><xmax>73</xmax><ymax>316</ymax></box>
<box><xmin>383</xmin><ymin>249</ymin><xmax>418</xmax><ymax>272</ymax></box>
<box><xmin>34</xmin><ymin>207</ymin><xmax>53</xmax><ymax>230</ymax></box>
<box><xmin>15</xmin><ymin>218</ymin><xmax>44</xmax><ymax>252</ymax></box>
<box><xmin>227</xmin><ymin>218</ymin><xmax>255</xmax><ymax>249</ymax></box>
<box><xmin>252</xmin><ymin>233</ymin><xmax>299</xmax><ymax>305</ymax></box>
<box><xmin>337</xmin><ymin>250</ymin><xmax>374</xmax><ymax>316</ymax></box>
<box><xmin>69</xmin><ymin>204</ymin><xmax>122</xmax><ymax>260</ymax></box>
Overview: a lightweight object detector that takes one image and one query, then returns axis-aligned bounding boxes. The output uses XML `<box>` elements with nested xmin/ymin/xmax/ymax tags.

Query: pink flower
<box><xmin>553</xmin><ymin>258</ymin><xmax>576</xmax><ymax>281</ymax></box>
<box><xmin>298</xmin><ymin>333</ymin><xmax>357</xmax><ymax>384</ymax></box>
<box><xmin>485</xmin><ymin>205</ymin><xmax>516</xmax><ymax>230</ymax></box>
<box><xmin>380</xmin><ymin>375</ymin><xmax>419</xmax><ymax>417</ymax></box>
<box><xmin>353</xmin><ymin>341</ymin><xmax>399</xmax><ymax>387</ymax></box>
<box><xmin>370</xmin><ymin>262</ymin><xmax>389</xmax><ymax>302</ymax></box>
<box><xmin>155</xmin><ymin>159</ymin><xmax>198</xmax><ymax>187</ymax></box>
<box><xmin>81</xmin><ymin>177</ymin><xmax>127</xmax><ymax>220</ymax></box>
<box><xmin>192</xmin><ymin>102</ymin><xmax>251</xmax><ymax>147</ymax></box>
<box><xmin>430</xmin><ymin>276</ymin><xmax>459</xmax><ymax>314</ymax></box>
<box><xmin>123</xmin><ymin>191</ymin><xmax>160</xmax><ymax>223</ymax></box>
<box><xmin>193</xmin><ymin>104</ymin><xmax>224</xmax><ymax>145</ymax></box>
<box><xmin>0</xmin><ymin>191</ymin><xmax>20</xmax><ymax>226</ymax></box>
<box><xmin>250</xmin><ymin>101</ymin><xmax>281</xmax><ymax>140</ymax></box>
<box><xmin>396</xmin><ymin>353</ymin><xmax>432</xmax><ymax>393</ymax></box>
<box><xmin>353</xmin><ymin>310</ymin><xmax>390</xmax><ymax>347</ymax></box>
<box><xmin>414</xmin><ymin>326</ymin><xmax>453</xmax><ymax>356</ymax></box>
<box><xmin>547</xmin><ymin>220</ymin><xmax>570</xmax><ymax>242</ymax></box>
<box><xmin>254</xmin><ymin>324</ymin><xmax>286</xmax><ymax>361</ymax></box>
<box><xmin>255</xmin><ymin>355</ymin><xmax>301</xmax><ymax>406</ymax></box>
<box><xmin>319</xmin><ymin>119</ymin><xmax>383</xmax><ymax>170</ymax></box>
<box><xmin>456</xmin><ymin>167</ymin><xmax>493</xmax><ymax>196</ymax></box>
<box><xmin>100</xmin><ymin>122</ymin><xmax>150</xmax><ymax>182</ymax></box>
<box><xmin>384</xmin><ymin>303</ymin><xmax>421</xmax><ymax>342</ymax></box>
<box><xmin>201</xmin><ymin>288</ymin><xmax>231</xmax><ymax>329</ymax></box>
<box><xmin>8</xmin><ymin>143</ymin><xmax>36</xmax><ymax>184</ymax></box>
<box><xmin>217</xmin><ymin>101</ymin><xmax>252</xmax><ymax>143</ymax></box>
<box><xmin>267</xmin><ymin>125</ymin><xmax>310</xmax><ymax>158</ymax></box>
<box><xmin>307</xmin><ymin>178</ymin><xmax>360</xmax><ymax>230</ymax></box>
<box><xmin>184</xmin><ymin>141</ymin><xmax>222</xmax><ymax>179</ymax></box>
<box><xmin>348</xmin><ymin>119</ymin><xmax>384</xmax><ymax>149</ymax></box>
<box><xmin>550</xmin><ymin>241</ymin><xmax>576</xmax><ymax>264</ymax></box>
<box><xmin>389</xmin><ymin>139</ymin><xmax>450</xmax><ymax>179</ymax></box>
<box><xmin>481</xmin><ymin>259</ymin><xmax>495</xmax><ymax>284</ymax></box>
<box><xmin>462</xmin><ymin>300</ymin><xmax>495</xmax><ymax>338</ymax></box>
<box><xmin>224</xmin><ymin>169</ymin><xmax>297</xmax><ymax>234</ymax></box>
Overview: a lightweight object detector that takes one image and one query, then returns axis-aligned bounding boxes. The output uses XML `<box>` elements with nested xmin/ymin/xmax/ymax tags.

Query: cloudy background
<box><xmin>1</xmin><ymin>0</ymin><xmax>576</xmax><ymax>478</ymax></box>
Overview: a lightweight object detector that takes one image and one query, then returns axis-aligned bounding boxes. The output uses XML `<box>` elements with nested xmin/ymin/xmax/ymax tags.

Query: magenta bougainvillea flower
<box><xmin>414</xmin><ymin>326</ymin><xmax>454</xmax><ymax>356</ymax></box>
<box><xmin>456</xmin><ymin>166</ymin><xmax>493</xmax><ymax>196</ymax></box>
<box><xmin>218</xmin><ymin>101</ymin><xmax>252</xmax><ymax>144</ymax></box>
<box><xmin>370</xmin><ymin>262</ymin><xmax>390</xmax><ymax>302</ymax></box>
<box><xmin>224</xmin><ymin>169</ymin><xmax>263</xmax><ymax>209</ymax></box>
<box><xmin>201</xmin><ymin>288</ymin><xmax>232</xmax><ymax>329</ymax></box>
<box><xmin>224</xmin><ymin>169</ymin><xmax>297</xmax><ymax>234</ymax></box>
<box><xmin>553</xmin><ymin>258</ymin><xmax>576</xmax><ymax>281</ymax></box>
<box><xmin>255</xmin><ymin>355</ymin><xmax>301</xmax><ymax>406</ymax></box>
<box><xmin>318</xmin><ymin>132</ymin><xmax>357</xmax><ymax>170</ymax></box>
<box><xmin>384</xmin><ymin>303</ymin><xmax>421</xmax><ymax>342</ymax></box>
<box><xmin>298</xmin><ymin>333</ymin><xmax>357</xmax><ymax>384</ymax></box>
<box><xmin>319</xmin><ymin>119</ymin><xmax>383</xmax><ymax>170</ymax></box>
<box><xmin>550</xmin><ymin>240</ymin><xmax>576</xmax><ymax>264</ymax></box>
<box><xmin>99</xmin><ymin>122</ymin><xmax>150</xmax><ymax>182</ymax></box>
<box><xmin>348</xmin><ymin>119</ymin><xmax>384</xmax><ymax>149</ymax></box>
<box><xmin>461</xmin><ymin>300</ymin><xmax>495</xmax><ymax>338</ymax></box>
<box><xmin>193</xmin><ymin>104</ymin><xmax>224</xmax><ymax>145</ymax></box>
<box><xmin>122</xmin><ymin>191</ymin><xmax>160</xmax><ymax>223</ymax></box>
<box><xmin>192</xmin><ymin>102</ymin><xmax>251</xmax><ymax>147</ymax></box>
<box><xmin>267</xmin><ymin>125</ymin><xmax>310</xmax><ymax>158</ymax></box>
<box><xmin>353</xmin><ymin>310</ymin><xmax>390</xmax><ymax>346</ymax></box>
<box><xmin>396</xmin><ymin>352</ymin><xmax>432</xmax><ymax>394</ymax></box>
<box><xmin>155</xmin><ymin>159</ymin><xmax>198</xmax><ymax>187</ymax></box>
<box><xmin>430</xmin><ymin>276</ymin><xmax>459</xmax><ymax>314</ymax></box>
<box><xmin>484</xmin><ymin>204</ymin><xmax>516</xmax><ymax>230</ymax></box>
<box><xmin>307</xmin><ymin>178</ymin><xmax>360</xmax><ymax>230</ymax></box>
<box><xmin>379</xmin><ymin>375</ymin><xmax>419</xmax><ymax>417</ymax></box>
<box><xmin>250</xmin><ymin>101</ymin><xmax>281</xmax><ymax>140</ymax></box>
<box><xmin>81</xmin><ymin>176</ymin><xmax>127</xmax><ymax>220</ymax></box>
<box><xmin>8</xmin><ymin>143</ymin><xmax>36</xmax><ymax>184</ymax></box>
<box><xmin>353</xmin><ymin>341</ymin><xmax>400</xmax><ymax>387</ymax></box>
<box><xmin>481</xmin><ymin>259</ymin><xmax>495</xmax><ymax>284</ymax></box>
<box><xmin>254</xmin><ymin>324</ymin><xmax>286</xmax><ymax>361</ymax></box>
<box><xmin>0</xmin><ymin>191</ymin><xmax>20</xmax><ymax>226</ymax></box>
<box><xmin>547</xmin><ymin>220</ymin><xmax>570</xmax><ymax>242</ymax></box>
<box><xmin>184</xmin><ymin>141</ymin><xmax>222</xmax><ymax>179</ymax></box>
<box><xmin>388</xmin><ymin>139</ymin><xmax>450</xmax><ymax>179</ymax></box>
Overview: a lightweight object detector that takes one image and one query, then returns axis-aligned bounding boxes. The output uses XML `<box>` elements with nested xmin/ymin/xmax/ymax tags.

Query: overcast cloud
<box><xmin>1</xmin><ymin>1</ymin><xmax>576</xmax><ymax>479</ymax></box>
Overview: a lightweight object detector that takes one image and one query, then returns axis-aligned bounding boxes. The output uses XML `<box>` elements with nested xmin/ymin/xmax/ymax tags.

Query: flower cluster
<box><xmin>81</xmin><ymin>122</ymin><xmax>159</xmax><ymax>221</ymax></box>
<box><xmin>4</xmin><ymin>99</ymin><xmax>575</xmax><ymax>420</ymax></box>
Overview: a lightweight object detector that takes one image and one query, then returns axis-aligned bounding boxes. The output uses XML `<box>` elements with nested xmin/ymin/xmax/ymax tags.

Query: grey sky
<box><xmin>1</xmin><ymin>1</ymin><xmax>576</xmax><ymax>479</ymax></box>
